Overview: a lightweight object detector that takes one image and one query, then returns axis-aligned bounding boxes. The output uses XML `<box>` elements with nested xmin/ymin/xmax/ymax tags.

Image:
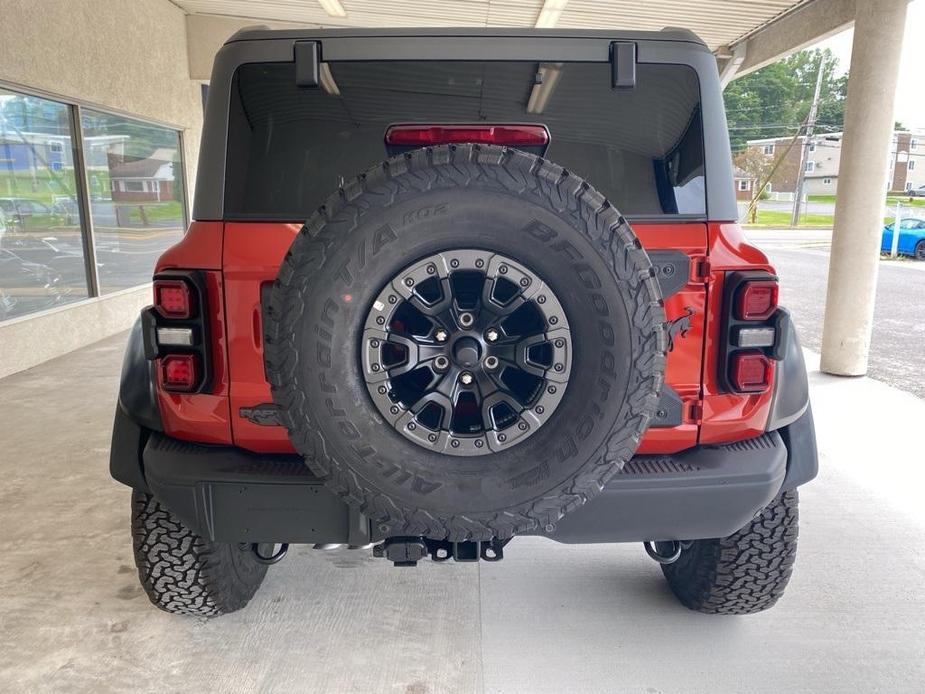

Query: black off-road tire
<box><xmin>130</xmin><ymin>491</ymin><xmax>268</xmax><ymax>617</ymax></box>
<box><xmin>265</xmin><ymin>143</ymin><xmax>666</xmax><ymax>542</ymax></box>
<box><xmin>661</xmin><ymin>491</ymin><xmax>799</xmax><ymax>615</ymax></box>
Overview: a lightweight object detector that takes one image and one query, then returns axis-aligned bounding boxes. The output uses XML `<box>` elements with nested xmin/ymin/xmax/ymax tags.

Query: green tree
<box><xmin>725</xmin><ymin>48</ymin><xmax>847</xmax><ymax>152</ymax></box>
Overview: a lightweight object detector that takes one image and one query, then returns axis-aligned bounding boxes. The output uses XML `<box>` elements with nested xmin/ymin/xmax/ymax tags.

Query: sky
<box><xmin>813</xmin><ymin>0</ymin><xmax>924</xmax><ymax>129</ymax></box>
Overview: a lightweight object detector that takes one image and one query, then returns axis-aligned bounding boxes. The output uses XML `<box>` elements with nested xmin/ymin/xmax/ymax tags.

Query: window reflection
<box><xmin>0</xmin><ymin>90</ymin><xmax>88</xmax><ymax>320</ymax></box>
<box><xmin>80</xmin><ymin>110</ymin><xmax>186</xmax><ymax>294</ymax></box>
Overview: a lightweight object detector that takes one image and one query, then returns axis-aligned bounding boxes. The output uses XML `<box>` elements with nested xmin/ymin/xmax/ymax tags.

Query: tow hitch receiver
<box><xmin>374</xmin><ymin>537</ymin><xmax>509</xmax><ymax>567</ymax></box>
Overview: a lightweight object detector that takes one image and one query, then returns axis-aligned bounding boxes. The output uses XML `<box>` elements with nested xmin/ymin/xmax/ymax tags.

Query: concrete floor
<box><xmin>2</xmin><ymin>334</ymin><xmax>925</xmax><ymax>693</ymax></box>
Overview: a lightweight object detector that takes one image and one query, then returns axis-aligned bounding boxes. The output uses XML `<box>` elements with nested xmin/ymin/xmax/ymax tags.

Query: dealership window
<box><xmin>909</xmin><ymin>159</ymin><xmax>916</xmax><ymax>171</ymax></box>
<box><xmin>0</xmin><ymin>84</ymin><xmax>186</xmax><ymax>322</ymax></box>
<box><xmin>80</xmin><ymin>109</ymin><xmax>186</xmax><ymax>294</ymax></box>
<box><xmin>906</xmin><ymin>181</ymin><xmax>913</xmax><ymax>191</ymax></box>
<box><xmin>0</xmin><ymin>88</ymin><xmax>90</xmax><ymax>321</ymax></box>
<box><xmin>738</xmin><ymin>179</ymin><xmax>750</xmax><ymax>191</ymax></box>
<box><xmin>762</xmin><ymin>144</ymin><xmax>774</xmax><ymax>155</ymax></box>
<box><xmin>805</xmin><ymin>161</ymin><xmax>815</xmax><ymax>173</ymax></box>
<box><xmin>823</xmin><ymin>177</ymin><xmax>832</xmax><ymax>185</ymax></box>
<box><xmin>912</xmin><ymin>139</ymin><xmax>918</xmax><ymax>151</ymax></box>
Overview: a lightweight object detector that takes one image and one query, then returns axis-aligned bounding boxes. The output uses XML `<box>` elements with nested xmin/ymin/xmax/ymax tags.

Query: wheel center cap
<box><xmin>453</xmin><ymin>336</ymin><xmax>482</xmax><ymax>367</ymax></box>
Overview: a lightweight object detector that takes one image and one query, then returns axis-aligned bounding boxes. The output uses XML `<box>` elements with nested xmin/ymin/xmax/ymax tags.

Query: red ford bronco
<box><xmin>110</xmin><ymin>27</ymin><xmax>817</xmax><ymax>617</ymax></box>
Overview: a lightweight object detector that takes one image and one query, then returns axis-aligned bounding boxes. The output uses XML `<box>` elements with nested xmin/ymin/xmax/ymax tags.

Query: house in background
<box><xmin>108</xmin><ymin>148</ymin><xmax>176</xmax><ymax>202</ymax></box>
<box><xmin>744</xmin><ymin>130</ymin><xmax>925</xmax><ymax>197</ymax></box>
<box><xmin>733</xmin><ymin>167</ymin><xmax>756</xmax><ymax>200</ymax></box>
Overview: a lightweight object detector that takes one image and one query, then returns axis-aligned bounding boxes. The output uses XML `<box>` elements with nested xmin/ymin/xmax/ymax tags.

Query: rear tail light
<box><xmin>154</xmin><ymin>279</ymin><xmax>193</xmax><ymax>319</ymax></box>
<box><xmin>145</xmin><ymin>271</ymin><xmax>211</xmax><ymax>393</ymax></box>
<box><xmin>720</xmin><ymin>272</ymin><xmax>780</xmax><ymax>394</ymax></box>
<box><xmin>161</xmin><ymin>354</ymin><xmax>199</xmax><ymax>392</ymax></box>
<box><xmin>735</xmin><ymin>280</ymin><xmax>778</xmax><ymax>321</ymax></box>
<box><xmin>156</xmin><ymin>326</ymin><xmax>194</xmax><ymax>347</ymax></box>
<box><xmin>384</xmin><ymin>124</ymin><xmax>550</xmax><ymax>147</ymax></box>
<box><xmin>734</xmin><ymin>326</ymin><xmax>776</xmax><ymax>348</ymax></box>
<box><xmin>729</xmin><ymin>352</ymin><xmax>772</xmax><ymax>393</ymax></box>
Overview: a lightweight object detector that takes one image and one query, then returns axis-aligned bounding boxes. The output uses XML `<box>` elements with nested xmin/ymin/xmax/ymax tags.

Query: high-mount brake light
<box><xmin>735</xmin><ymin>280</ymin><xmax>778</xmax><ymax>321</ymax></box>
<box><xmin>384</xmin><ymin>124</ymin><xmax>550</xmax><ymax>147</ymax></box>
<box><xmin>154</xmin><ymin>279</ymin><xmax>193</xmax><ymax>319</ymax></box>
<box><xmin>161</xmin><ymin>354</ymin><xmax>199</xmax><ymax>392</ymax></box>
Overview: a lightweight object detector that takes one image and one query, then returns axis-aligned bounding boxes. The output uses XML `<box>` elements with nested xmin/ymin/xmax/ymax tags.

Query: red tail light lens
<box><xmin>385</xmin><ymin>124</ymin><xmax>550</xmax><ymax>147</ymax></box>
<box><xmin>735</xmin><ymin>280</ymin><xmax>778</xmax><ymax>321</ymax></box>
<box><xmin>154</xmin><ymin>279</ymin><xmax>192</xmax><ymax>319</ymax></box>
<box><xmin>730</xmin><ymin>351</ymin><xmax>772</xmax><ymax>393</ymax></box>
<box><xmin>161</xmin><ymin>354</ymin><xmax>198</xmax><ymax>392</ymax></box>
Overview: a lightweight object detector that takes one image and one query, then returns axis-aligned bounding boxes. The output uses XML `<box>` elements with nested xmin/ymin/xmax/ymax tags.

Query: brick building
<box><xmin>744</xmin><ymin>130</ymin><xmax>925</xmax><ymax>196</ymax></box>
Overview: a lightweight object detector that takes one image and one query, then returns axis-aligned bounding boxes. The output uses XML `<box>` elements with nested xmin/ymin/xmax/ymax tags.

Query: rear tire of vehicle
<box><xmin>660</xmin><ymin>490</ymin><xmax>799</xmax><ymax>615</ymax></box>
<box><xmin>130</xmin><ymin>491</ymin><xmax>269</xmax><ymax>617</ymax></box>
<box><xmin>265</xmin><ymin>143</ymin><xmax>667</xmax><ymax>542</ymax></box>
<box><xmin>915</xmin><ymin>240</ymin><xmax>925</xmax><ymax>261</ymax></box>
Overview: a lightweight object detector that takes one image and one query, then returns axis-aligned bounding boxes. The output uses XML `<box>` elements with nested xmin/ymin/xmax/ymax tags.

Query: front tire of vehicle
<box><xmin>914</xmin><ymin>240</ymin><xmax>925</xmax><ymax>261</ymax></box>
<box><xmin>660</xmin><ymin>490</ymin><xmax>799</xmax><ymax>615</ymax></box>
<box><xmin>130</xmin><ymin>491</ymin><xmax>269</xmax><ymax>617</ymax></box>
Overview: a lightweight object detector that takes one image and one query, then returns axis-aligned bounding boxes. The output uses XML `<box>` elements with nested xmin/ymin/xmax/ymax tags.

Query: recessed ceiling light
<box><xmin>318</xmin><ymin>0</ymin><xmax>347</xmax><ymax>18</ymax></box>
<box><xmin>535</xmin><ymin>0</ymin><xmax>568</xmax><ymax>29</ymax></box>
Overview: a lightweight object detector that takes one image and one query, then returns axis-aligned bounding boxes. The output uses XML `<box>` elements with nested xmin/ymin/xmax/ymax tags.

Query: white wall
<box><xmin>0</xmin><ymin>0</ymin><xmax>202</xmax><ymax>378</ymax></box>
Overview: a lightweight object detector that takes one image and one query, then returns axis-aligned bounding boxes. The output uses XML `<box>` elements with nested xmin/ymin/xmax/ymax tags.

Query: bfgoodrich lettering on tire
<box><xmin>264</xmin><ymin>144</ymin><xmax>666</xmax><ymax>541</ymax></box>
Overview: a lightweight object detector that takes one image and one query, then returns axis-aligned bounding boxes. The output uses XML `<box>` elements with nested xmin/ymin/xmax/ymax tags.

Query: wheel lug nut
<box><xmin>485</xmin><ymin>328</ymin><xmax>499</xmax><ymax>342</ymax></box>
<box><xmin>484</xmin><ymin>356</ymin><xmax>499</xmax><ymax>370</ymax></box>
<box><xmin>459</xmin><ymin>372</ymin><xmax>474</xmax><ymax>386</ymax></box>
<box><xmin>434</xmin><ymin>328</ymin><xmax>448</xmax><ymax>342</ymax></box>
<box><xmin>434</xmin><ymin>356</ymin><xmax>450</xmax><ymax>372</ymax></box>
<box><xmin>458</xmin><ymin>312</ymin><xmax>474</xmax><ymax>328</ymax></box>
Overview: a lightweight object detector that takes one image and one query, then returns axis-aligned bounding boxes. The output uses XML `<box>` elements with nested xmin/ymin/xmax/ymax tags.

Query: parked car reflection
<box><xmin>881</xmin><ymin>217</ymin><xmax>925</xmax><ymax>260</ymax></box>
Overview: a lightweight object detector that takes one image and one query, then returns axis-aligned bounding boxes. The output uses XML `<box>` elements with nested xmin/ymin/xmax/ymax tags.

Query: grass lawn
<box><xmin>115</xmin><ymin>200</ymin><xmax>183</xmax><ymax>225</ymax></box>
<box><xmin>748</xmin><ymin>210</ymin><xmax>835</xmax><ymax>226</ymax></box>
<box><xmin>1</xmin><ymin>169</ymin><xmax>112</xmax><ymax>202</ymax></box>
<box><xmin>807</xmin><ymin>193</ymin><xmax>925</xmax><ymax>208</ymax></box>
<box><xmin>885</xmin><ymin>196</ymin><xmax>925</xmax><ymax>208</ymax></box>
<box><xmin>745</xmin><ymin>209</ymin><xmax>895</xmax><ymax>227</ymax></box>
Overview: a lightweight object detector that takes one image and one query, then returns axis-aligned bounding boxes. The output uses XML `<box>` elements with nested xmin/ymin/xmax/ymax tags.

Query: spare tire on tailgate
<box><xmin>264</xmin><ymin>144</ymin><xmax>666</xmax><ymax>542</ymax></box>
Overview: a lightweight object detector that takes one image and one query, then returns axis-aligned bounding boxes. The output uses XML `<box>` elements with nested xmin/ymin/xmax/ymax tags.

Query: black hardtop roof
<box><xmin>225</xmin><ymin>25</ymin><xmax>707</xmax><ymax>49</ymax></box>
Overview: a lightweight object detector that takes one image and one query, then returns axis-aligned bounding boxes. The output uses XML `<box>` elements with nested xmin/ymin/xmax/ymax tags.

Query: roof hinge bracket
<box><xmin>610</xmin><ymin>42</ymin><xmax>637</xmax><ymax>89</ymax></box>
<box><xmin>294</xmin><ymin>40</ymin><xmax>320</xmax><ymax>88</ymax></box>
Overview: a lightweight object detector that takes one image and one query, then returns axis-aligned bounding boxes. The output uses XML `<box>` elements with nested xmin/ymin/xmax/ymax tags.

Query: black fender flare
<box><xmin>765</xmin><ymin>311</ymin><xmax>817</xmax><ymax>491</ymax></box>
<box><xmin>110</xmin><ymin>315</ymin><xmax>162</xmax><ymax>490</ymax></box>
<box><xmin>767</xmin><ymin>308</ymin><xmax>809</xmax><ymax>432</ymax></box>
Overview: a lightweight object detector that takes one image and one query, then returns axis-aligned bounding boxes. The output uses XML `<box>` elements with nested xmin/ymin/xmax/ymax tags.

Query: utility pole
<box><xmin>791</xmin><ymin>56</ymin><xmax>826</xmax><ymax>227</ymax></box>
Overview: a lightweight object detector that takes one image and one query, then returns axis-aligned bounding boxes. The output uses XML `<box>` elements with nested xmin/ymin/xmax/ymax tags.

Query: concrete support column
<box><xmin>820</xmin><ymin>0</ymin><xmax>908</xmax><ymax>376</ymax></box>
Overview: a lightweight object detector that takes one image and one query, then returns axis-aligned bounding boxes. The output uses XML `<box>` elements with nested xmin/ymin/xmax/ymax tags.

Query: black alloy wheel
<box><xmin>362</xmin><ymin>249</ymin><xmax>572</xmax><ymax>457</ymax></box>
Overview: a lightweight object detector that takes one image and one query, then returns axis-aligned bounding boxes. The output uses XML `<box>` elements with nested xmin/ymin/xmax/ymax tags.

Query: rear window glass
<box><xmin>225</xmin><ymin>61</ymin><xmax>704</xmax><ymax>219</ymax></box>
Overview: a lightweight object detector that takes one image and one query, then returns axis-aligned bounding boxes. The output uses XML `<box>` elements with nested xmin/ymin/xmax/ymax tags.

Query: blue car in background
<box><xmin>881</xmin><ymin>218</ymin><xmax>925</xmax><ymax>260</ymax></box>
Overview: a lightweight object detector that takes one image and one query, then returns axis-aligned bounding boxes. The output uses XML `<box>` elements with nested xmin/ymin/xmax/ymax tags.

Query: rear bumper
<box><xmin>134</xmin><ymin>405</ymin><xmax>816</xmax><ymax>545</ymax></box>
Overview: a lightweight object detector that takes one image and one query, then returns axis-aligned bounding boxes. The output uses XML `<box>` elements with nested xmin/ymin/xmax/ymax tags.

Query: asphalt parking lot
<box><xmin>1</xmin><ymin>332</ymin><xmax>924</xmax><ymax>693</ymax></box>
<box><xmin>746</xmin><ymin>228</ymin><xmax>925</xmax><ymax>399</ymax></box>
